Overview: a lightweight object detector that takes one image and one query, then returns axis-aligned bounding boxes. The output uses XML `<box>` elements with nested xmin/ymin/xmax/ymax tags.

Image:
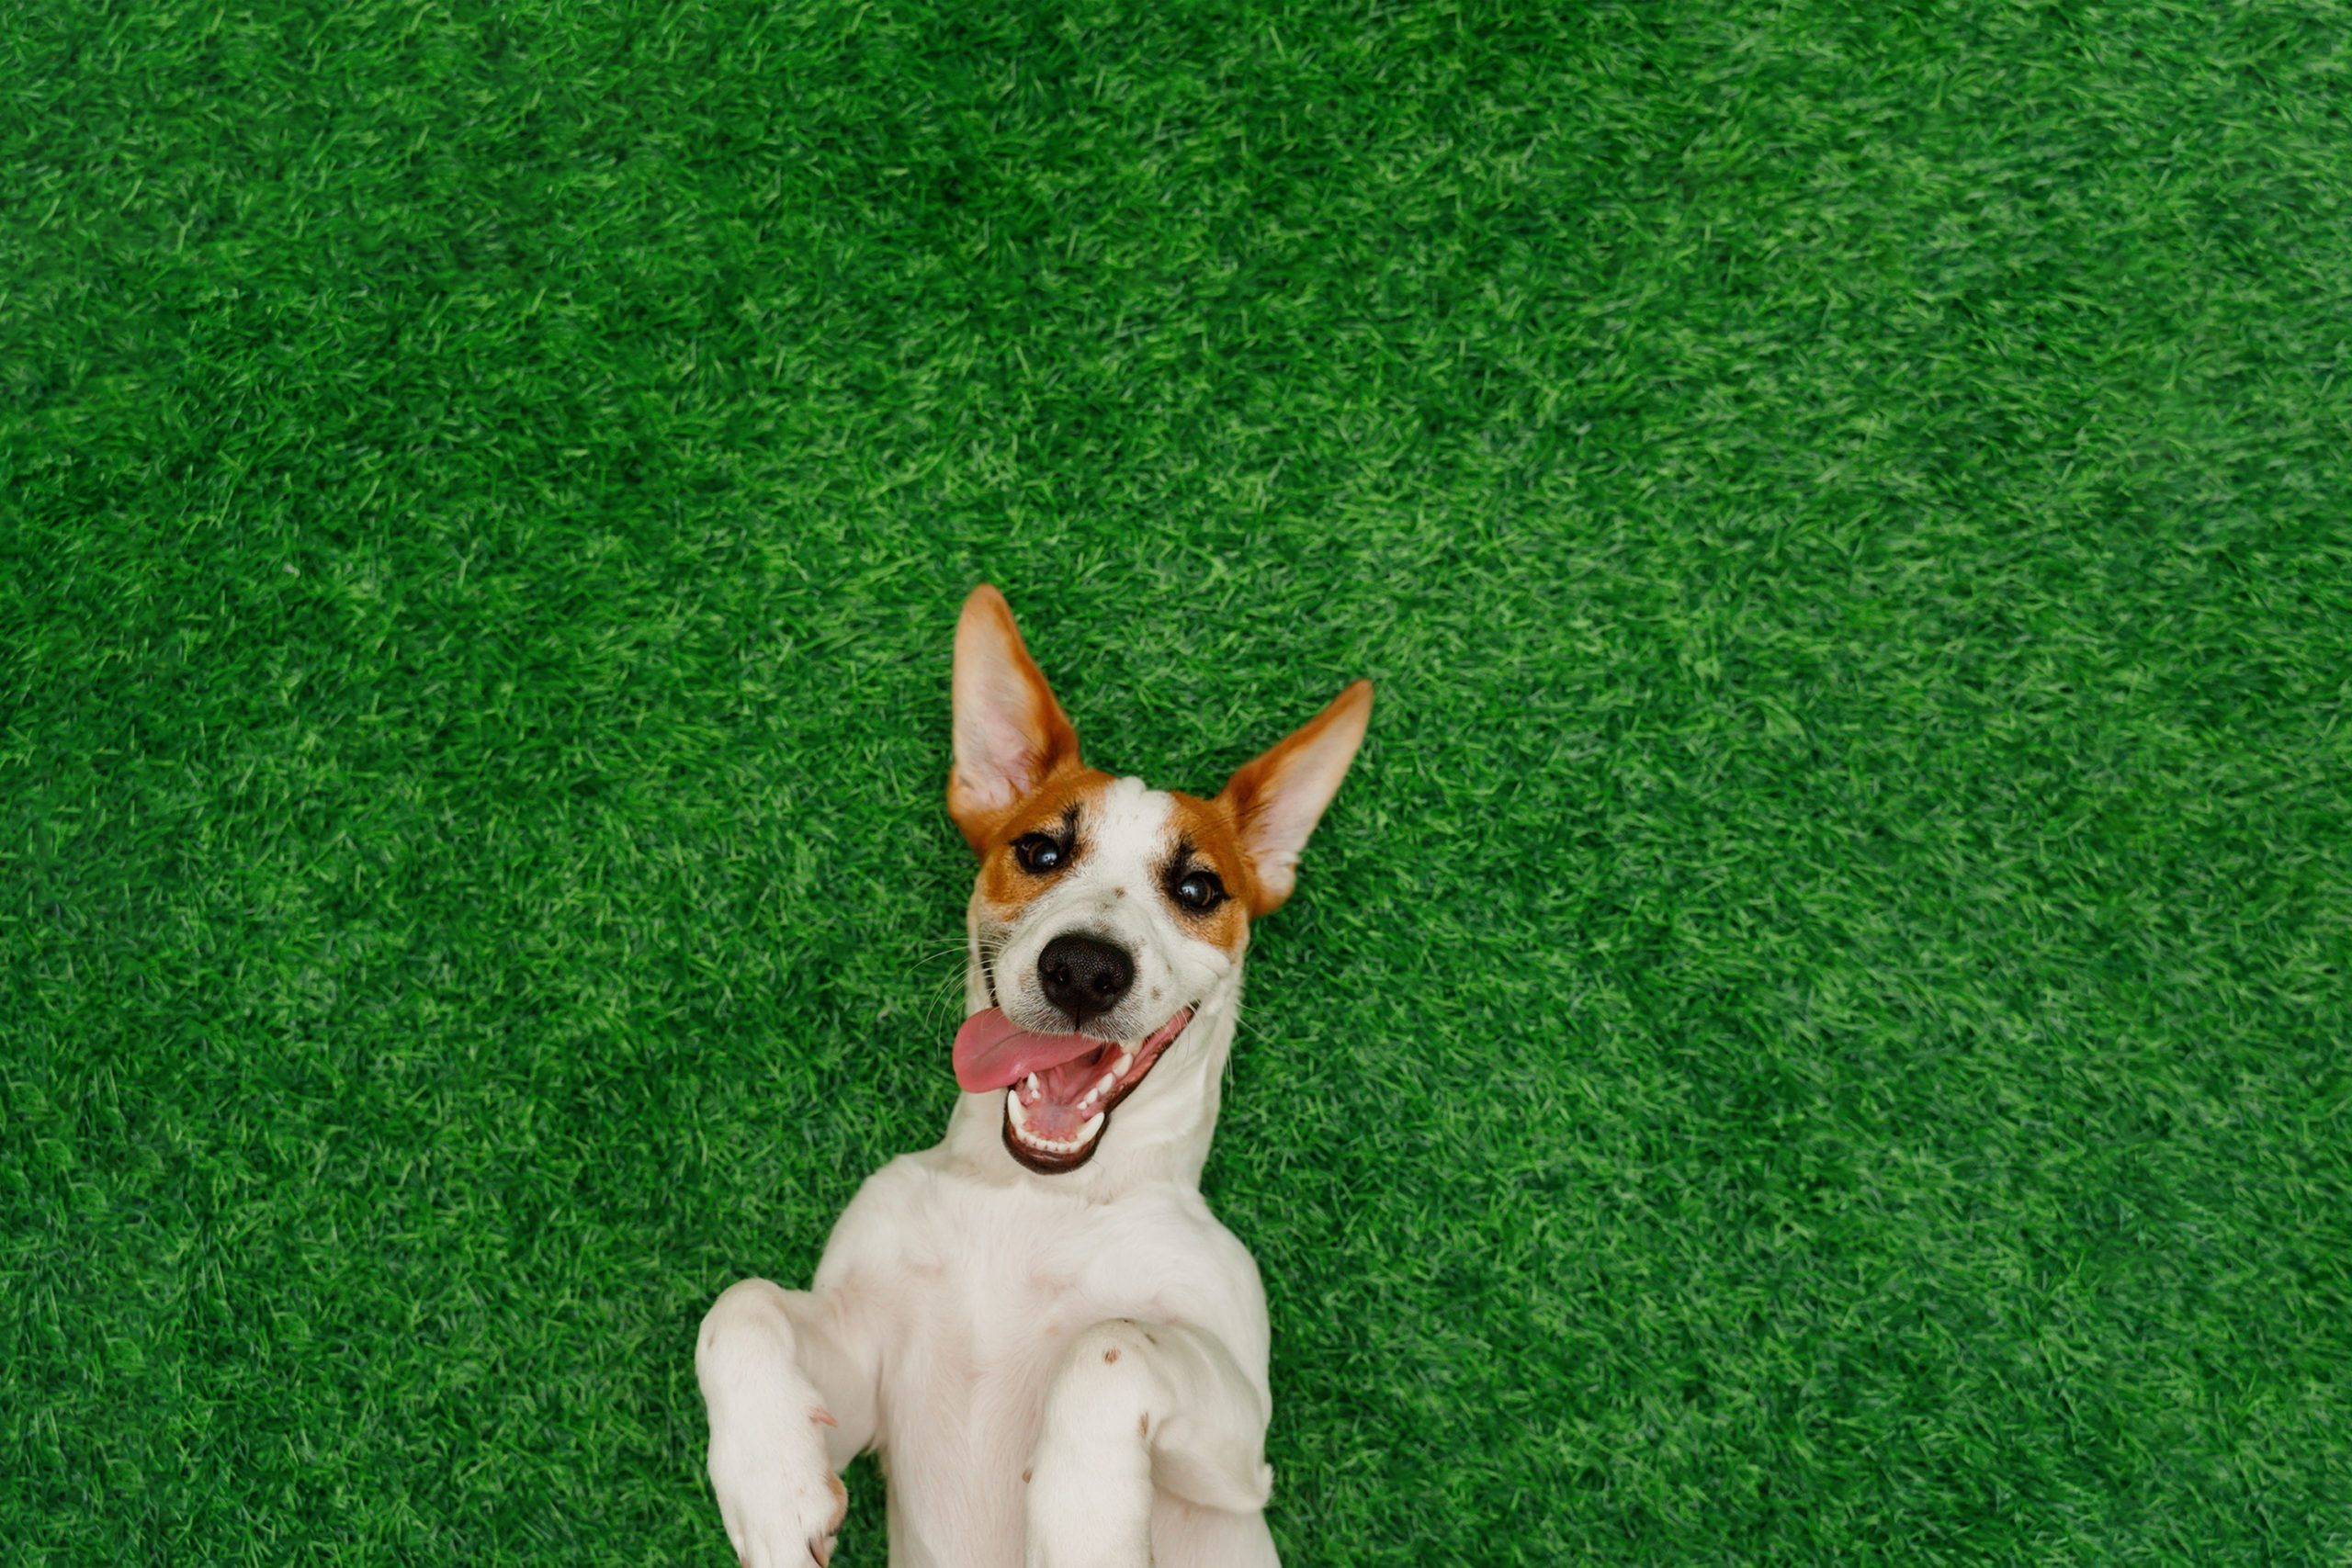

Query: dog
<box><xmin>695</xmin><ymin>585</ymin><xmax>1372</xmax><ymax>1567</ymax></box>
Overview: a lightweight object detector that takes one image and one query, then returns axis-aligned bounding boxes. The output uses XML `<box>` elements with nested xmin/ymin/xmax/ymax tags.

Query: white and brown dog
<box><xmin>695</xmin><ymin>585</ymin><xmax>1372</xmax><ymax>1567</ymax></box>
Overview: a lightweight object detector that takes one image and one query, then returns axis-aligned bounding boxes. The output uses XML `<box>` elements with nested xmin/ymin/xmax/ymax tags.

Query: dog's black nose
<box><xmin>1037</xmin><ymin>933</ymin><xmax>1135</xmax><ymax>1027</ymax></box>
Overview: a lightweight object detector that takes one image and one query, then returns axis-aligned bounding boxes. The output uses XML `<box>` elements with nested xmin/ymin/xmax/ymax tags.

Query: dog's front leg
<box><xmin>1024</xmin><ymin>1318</ymin><xmax>1276</xmax><ymax>1568</ymax></box>
<box><xmin>696</xmin><ymin>1278</ymin><xmax>878</xmax><ymax>1568</ymax></box>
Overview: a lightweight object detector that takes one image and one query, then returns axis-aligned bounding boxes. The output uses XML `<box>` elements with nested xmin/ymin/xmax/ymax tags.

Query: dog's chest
<box><xmin>818</xmin><ymin>1155</ymin><xmax>1267</xmax><ymax>1461</ymax></box>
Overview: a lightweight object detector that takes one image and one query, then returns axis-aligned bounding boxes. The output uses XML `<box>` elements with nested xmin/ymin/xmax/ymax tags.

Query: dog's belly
<box><xmin>869</xmin><ymin>1301</ymin><xmax>1062</xmax><ymax>1566</ymax></box>
<box><xmin>815</xmin><ymin>1150</ymin><xmax>1274</xmax><ymax>1566</ymax></box>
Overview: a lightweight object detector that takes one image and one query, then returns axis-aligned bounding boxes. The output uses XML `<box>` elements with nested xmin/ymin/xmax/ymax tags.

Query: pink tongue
<box><xmin>953</xmin><ymin>1009</ymin><xmax>1103</xmax><ymax>1093</ymax></box>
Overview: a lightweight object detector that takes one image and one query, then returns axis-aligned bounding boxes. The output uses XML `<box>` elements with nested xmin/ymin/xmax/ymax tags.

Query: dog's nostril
<box><xmin>1036</xmin><ymin>933</ymin><xmax>1135</xmax><ymax>1024</ymax></box>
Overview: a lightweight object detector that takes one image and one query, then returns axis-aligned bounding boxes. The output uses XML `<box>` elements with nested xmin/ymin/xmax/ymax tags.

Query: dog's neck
<box><xmin>933</xmin><ymin>950</ymin><xmax>1244</xmax><ymax>1199</ymax></box>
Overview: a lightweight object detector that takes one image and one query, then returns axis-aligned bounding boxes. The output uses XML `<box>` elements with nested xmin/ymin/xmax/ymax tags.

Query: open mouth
<box><xmin>952</xmin><ymin>1006</ymin><xmax>1196</xmax><ymax>1173</ymax></box>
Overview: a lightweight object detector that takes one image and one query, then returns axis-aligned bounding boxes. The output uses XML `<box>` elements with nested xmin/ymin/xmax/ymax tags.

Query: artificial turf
<box><xmin>6</xmin><ymin>0</ymin><xmax>2350</xmax><ymax>1562</ymax></box>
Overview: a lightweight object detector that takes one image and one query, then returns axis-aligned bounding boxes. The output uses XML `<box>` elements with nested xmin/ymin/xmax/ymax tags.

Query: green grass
<box><xmin>6</xmin><ymin>0</ymin><xmax>2350</xmax><ymax>1562</ymax></box>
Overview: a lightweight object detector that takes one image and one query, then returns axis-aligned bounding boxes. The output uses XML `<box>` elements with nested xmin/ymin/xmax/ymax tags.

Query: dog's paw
<box><xmin>708</xmin><ymin>1403</ymin><xmax>849</xmax><ymax>1568</ymax></box>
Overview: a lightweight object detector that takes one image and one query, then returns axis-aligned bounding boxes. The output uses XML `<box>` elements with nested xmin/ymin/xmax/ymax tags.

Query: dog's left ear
<box><xmin>1216</xmin><ymin>679</ymin><xmax>1374</xmax><ymax>917</ymax></box>
<box><xmin>949</xmin><ymin>584</ymin><xmax>1081</xmax><ymax>852</ymax></box>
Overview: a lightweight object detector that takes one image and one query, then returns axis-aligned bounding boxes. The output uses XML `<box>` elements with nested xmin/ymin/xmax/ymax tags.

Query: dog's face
<box><xmin>962</xmin><ymin>771</ymin><xmax>1250</xmax><ymax>1172</ymax></box>
<box><xmin>945</xmin><ymin>586</ymin><xmax>1371</xmax><ymax>1176</ymax></box>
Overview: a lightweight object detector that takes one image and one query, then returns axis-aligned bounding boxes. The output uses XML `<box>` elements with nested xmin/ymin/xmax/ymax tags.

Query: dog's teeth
<box><xmin>1113</xmin><ymin>1049</ymin><xmax>1134</xmax><ymax>1077</ymax></box>
<box><xmin>1079</xmin><ymin>1112</ymin><xmax>1104</xmax><ymax>1141</ymax></box>
<box><xmin>1007</xmin><ymin>1091</ymin><xmax>1030</xmax><ymax>1129</ymax></box>
<box><xmin>1025</xmin><ymin>1073</ymin><xmax>1041</xmax><ymax>1099</ymax></box>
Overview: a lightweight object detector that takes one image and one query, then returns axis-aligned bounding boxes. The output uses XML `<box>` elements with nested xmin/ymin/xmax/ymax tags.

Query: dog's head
<box><xmin>944</xmin><ymin>585</ymin><xmax>1371</xmax><ymax>1179</ymax></box>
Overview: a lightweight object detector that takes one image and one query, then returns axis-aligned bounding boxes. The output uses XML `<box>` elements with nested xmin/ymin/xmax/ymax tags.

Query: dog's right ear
<box><xmin>949</xmin><ymin>585</ymin><xmax>1080</xmax><ymax>852</ymax></box>
<box><xmin>1215</xmin><ymin>678</ymin><xmax>1374</xmax><ymax>917</ymax></box>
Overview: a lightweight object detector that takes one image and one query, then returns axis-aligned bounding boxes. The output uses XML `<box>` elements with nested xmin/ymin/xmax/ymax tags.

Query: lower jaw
<box><xmin>1002</xmin><ymin>1113</ymin><xmax>1106</xmax><ymax>1173</ymax></box>
<box><xmin>998</xmin><ymin>1010</ymin><xmax>1192</xmax><ymax>1173</ymax></box>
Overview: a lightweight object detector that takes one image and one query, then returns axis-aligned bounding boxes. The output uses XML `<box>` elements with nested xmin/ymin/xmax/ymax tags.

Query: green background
<box><xmin>6</xmin><ymin>0</ymin><xmax>2348</xmax><ymax>1562</ymax></box>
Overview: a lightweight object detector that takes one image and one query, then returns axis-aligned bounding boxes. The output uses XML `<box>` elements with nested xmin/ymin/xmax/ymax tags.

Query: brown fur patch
<box><xmin>972</xmin><ymin>767</ymin><xmax>1118</xmax><ymax>914</ymax></box>
<box><xmin>1159</xmin><ymin>791</ymin><xmax>1256</xmax><ymax>956</ymax></box>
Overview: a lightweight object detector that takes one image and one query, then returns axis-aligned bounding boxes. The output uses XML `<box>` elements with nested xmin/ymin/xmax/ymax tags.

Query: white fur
<box><xmin>697</xmin><ymin>782</ymin><xmax>1282</xmax><ymax>1567</ymax></box>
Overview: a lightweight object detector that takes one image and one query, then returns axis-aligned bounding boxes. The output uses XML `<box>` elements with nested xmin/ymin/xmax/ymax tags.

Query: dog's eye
<box><xmin>1171</xmin><ymin>869</ymin><xmax>1226</xmax><ymax>912</ymax></box>
<box><xmin>1013</xmin><ymin>833</ymin><xmax>1066</xmax><ymax>874</ymax></box>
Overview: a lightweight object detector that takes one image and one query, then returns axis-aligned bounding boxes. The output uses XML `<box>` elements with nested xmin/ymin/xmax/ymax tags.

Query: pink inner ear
<box><xmin>1217</xmin><ymin>680</ymin><xmax>1373</xmax><ymax>910</ymax></box>
<box><xmin>953</xmin><ymin>705</ymin><xmax>1043</xmax><ymax>815</ymax></box>
<box><xmin>1239</xmin><ymin>794</ymin><xmax>1319</xmax><ymax>874</ymax></box>
<box><xmin>950</xmin><ymin>590</ymin><xmax>1080</xmax><ymax>837</ymax></box>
